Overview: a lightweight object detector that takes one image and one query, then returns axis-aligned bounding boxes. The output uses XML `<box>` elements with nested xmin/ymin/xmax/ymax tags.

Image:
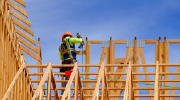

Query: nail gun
<box><xmin>76</xmin><ymin>32</ymin><xmax>84</xmax><ymax>49</ymax></box>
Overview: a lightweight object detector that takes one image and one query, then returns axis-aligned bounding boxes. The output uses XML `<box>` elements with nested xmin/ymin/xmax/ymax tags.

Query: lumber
<box><xmin>139</xmin><ymin>48</ymin><xmax>153</xmax><ymax>100</ymax></box>
<box><xmin>7</xmin><ymin>0</ymin><xmax>28</xmax><ymax>17</ymax></box>
<box><xmin>10</xmin><ymin>9</ymin><xmax>31</xmax><ymax>26</ymax></box>
<box><xmin>14</xmin><ymin>19</ymin><xmax>34</xmax><ymax>36</ymax></box>
<box><xmin>14</xmin><ymin>0</ymin><xmax>26</xmax><ymax>7</ymax></box>
<box><xmin>31</xmin><ymin>62</ymin><xmax>52</xmax><ymax>100</ymax></box>
<box><xmin>76</xmin><ymin>50</ymin><xmax>86</xmax><ymax>55</ymax></box>
<box><xmin>16</xmin><ymin>27</ymin><xmax>36</xmax><ymax>44</ymax></box>
<box><xmin>154</xmin><ymin>61</ymin><xmax>159</xmax><ymax>100</ymax></box>
<box><xmin>85</xmin><ymin>37</ymin><xmax>91</xmax><ymax>100</ymax></box>
<box><xmin>75</xmin><ymin>70</ymin><xmax>78</xmax><ymax>100</ymax></box>
<box><xmin>48</xmin><ymin>71</ymin><xmax>51</xmax><ymax>100</ymax></box>
<box><xmin>61</xmin><ymin>62</ymin><xmax>78</xmax><ymax>100</ymax></box>
<box><xmin>51</xmin><ymin>70</ymin><xmax>60</xmax><ymax>100</ymax></box>
<box><xmin>92</xmin><ymin>62</ymin><xmax>104</xmax><ymax>100</ymax></box>
<box><xmin>19</xmin><ymin>36</ymin><xmax>38</xmax><ymax>53</ymax></box>
<box><xmin>20</xmin><ymin>45</ymin><xmax>39</xmax><ymax>61</ymax></box>
<box><xmin>2</xmin><ymin>63</ymin><xmax>26</xmax><ymax>100</ymax></box>
<box><xmin>170</xmin><ymin>60</ymin><xmax>180</xmax><ymax>100</ymax></box>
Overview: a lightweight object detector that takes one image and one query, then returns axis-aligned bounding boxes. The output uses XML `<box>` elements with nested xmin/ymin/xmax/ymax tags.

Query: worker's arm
<box><xmin>59</xmin><ymin>51</ymin><xmax>63</xmax><ymax>60</ymax></box>
<box><xmin>69</xmin><ymin>38</ymin><xmax>83</xmax><ymax>46</ymax></box>
<box><xmin>59</xmin><ymin>46</ymin><xmax>63</xmax><ymax>60</ymax></box>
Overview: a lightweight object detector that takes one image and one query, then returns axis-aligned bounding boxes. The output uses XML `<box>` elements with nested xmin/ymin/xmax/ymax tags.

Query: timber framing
<box><xmin>0</xmin><ymin>0</ymin><xmax>180</xmax><ymax>99</ymax></box>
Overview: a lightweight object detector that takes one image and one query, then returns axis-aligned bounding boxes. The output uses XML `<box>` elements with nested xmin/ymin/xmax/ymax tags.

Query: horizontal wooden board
<box><xmin>14</xmin><ymin>19</ymin><xmax>34</xmax><ymax>36</ymax></box>
<box><xmin>14</xmin><ymin>0</ymin><xmax>26</xmax><ymax>7</ymax></box>
<box><xmin>7</xmin><ymin>0</ymin><xmax>28</xmax><ymax>17</ymax></box>
<box><xmin>20</xmin><ymin>45</ymin><xmax>40</xmax><ymax>61</ymax></box>
<box><xmin>16</xmin><ymin>27</ymin><xmax>36</xmax><ymax>45</ymax></box>
<box><xmin>10</xmin><ymin>9</ymin><xmax>31</xmax><ymax>26</ymax></box>
<box><xmin>18</xmin><ymin>36</ymin><xmax>38</xmax><ymax>53</ymax></box>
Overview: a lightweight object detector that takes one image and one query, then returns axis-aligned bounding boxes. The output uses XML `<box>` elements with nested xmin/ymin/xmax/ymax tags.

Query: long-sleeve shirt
<box><xmin>59</xmin><ymin>37</ymin><xmax>83</xmax><ymax>60</ymax></box>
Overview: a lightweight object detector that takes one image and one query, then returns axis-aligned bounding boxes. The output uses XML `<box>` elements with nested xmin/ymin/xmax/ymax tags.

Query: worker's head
<box><xmin>62</xmin><ymin>32</ymin><xmax>74</xmax><ymax>40</ymax></box>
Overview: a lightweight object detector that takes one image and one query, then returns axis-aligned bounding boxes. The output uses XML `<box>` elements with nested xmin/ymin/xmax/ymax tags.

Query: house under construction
<box><xmin>1</xmin><ymin>0</ymin><xmax>180</xmax><ymax>100</ymax></box>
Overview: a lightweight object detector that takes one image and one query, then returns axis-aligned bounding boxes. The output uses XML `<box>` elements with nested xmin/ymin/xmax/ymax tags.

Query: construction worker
<box><xmin>59</xmin><ymin>32</ymin><xmax>83</xmax><ymax>95</ymax></box>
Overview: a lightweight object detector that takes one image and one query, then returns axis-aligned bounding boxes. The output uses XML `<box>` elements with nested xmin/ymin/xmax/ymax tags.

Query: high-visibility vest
<box><xmin>60</xmin><ymin>37</ymin><xmax>76</xmax><ymax>60</ymax></box>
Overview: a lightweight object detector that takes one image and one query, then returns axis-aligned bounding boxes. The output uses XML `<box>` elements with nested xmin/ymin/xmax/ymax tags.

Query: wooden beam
<box><xmin>85</xmin><ymin>37</ymin><xmax>91</xmax><ymax>100</ymax></box>
<box><xmin>78</xmin><ymin>71</ymin><xmax>85</xmax><ymax>100</ymax></box>
<box><xmin>48</xmin><ymin>71</ymin><xmax>51</xmax><ymax>100</ymax></box>
<box><xmin>61</xmin><ymin>62</ymin><xmax>78</xmax><ymax>100</ymax></box>
<box><xmin>115</xmin><ymin>58</ymin><xmax>131</xmax><ymax>64</ymax></box>
<box><xmin>7</xmin><ymin>0</ymin><xmax>28</xmax><ymax>17</ymax></box>
<box><xmin>167</xmin><ymin>40</ymin><xmax>180</xmax><ymax>43</ymax></box>
<box><xmin>19</xmin><ymin>36</ymin><xmax>38</xmax><ymax>53</ymax></box>
<box><xmin>170</xmin><ymin>60</ymin><xmax>180</xmax><ymax>100</ymax></box>
<box><xmin>90</xmin><ymin>40</ymin><xmax>102</xmax><ymax>44</ymax></box>
<box><xmin>76</xmin><ymin>50</ymin><xmax>86</xmax><ymax>55</ymax></box>
<box><xmin>75</xmin><ymin>70</ymin><xmax>79</xmax><ymax>100</ymax></box>
<box><xmin>32</xmin><ymin>62</ymin><xmax>52</xmax><ymax>100</ymax></box>
<box><xmin>2</xmin><ymin>63</ymin><xmax>26</xmax><ymax>100</ymax></box>
<box><xmin>139</xmin><ymin>48</ymin><xmax>153</xmax><ymax>100</ymax></box>
<box><xmin>14</xmin><ymin>19</ymin><xmax>34</xmax><ymax>36</ymax></box>
<box><xmin>154</xmin><ymin>61</ymin><xmax>159</xmax><ymax>100</ymax></box>
<box><xmin>92</xmin><ymin>47</ymin><xmax>107</xmax><ymax>95</ymax></box>
<box><xmin>164</xmin><ymin>37</ymin><xmax>169</xmax><ymax>100</ymax></box>
<box><xmin>14</xmin><ymin>0</ymin><xmax>26</xmax><ymax>7</ymax></box>
<box><xmin>113</xmin><ymin>40</ymin><xmax>126</xmax><ymax>44</ymax></box>
<box><xmin>92</xmin><ymin>62</ymin><xmax>104</xmax><ymax>100</ymax></box>
<box><xmin>10</xmin><ymin>9</ymin><xmax>31</xmax><ymax>26</ymax></box>
<box><xmin>51</xmin><ymin>70</ymin><xmax>60</xmax><ymax>100</ymax></box>
<box><xmin>15</xmin><ymin>28</ymin><xmax>36</xmax><ymax>45</ymax></box>
<box><xmin>123</xmin><ymin>62</ymin><xmax>131</xmax><ymax>100</ymax></box>
<box><xmin>20</xmin><ymin>45</ymin><xmax>39</xmax><ymax>61</ymax></box>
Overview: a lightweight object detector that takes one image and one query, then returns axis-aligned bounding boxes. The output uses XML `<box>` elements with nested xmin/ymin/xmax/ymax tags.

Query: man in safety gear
<box><xmin>59</xmin><ymin>32</ymin><xmax>83</xmax><ymax>95</ymax></box>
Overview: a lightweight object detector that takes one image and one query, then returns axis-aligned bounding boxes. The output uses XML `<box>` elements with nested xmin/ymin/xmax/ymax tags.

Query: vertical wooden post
<box><xmin>154</xmin><ymin>61</ymin><xmax>159</xmax><ymax>100</ymax></box>
<box><xmin>0</xmin><ymin>7</ymin><xmax>3</xmax><ymax>99</ymax></box>
<box><xmin>134</xmin><ymin>37</ymin><xmax>139</xmax><ymax>100</ymax></box>
<box><xmin>85</xmin><ymin>37</ymin><xmax>91</xmax><ymax>100</ymax></box>
<box><xmin>101</xmin><ymin>69</ymin><xmax>105</xmax><ymax>100</ymax></box>
<box><xmin>75</xmin><ymin>70</ymin><xmax>79</xmax><ymax>100</ymax></box>
<box><xmin>109</xmin><ymin>37</ymin><xmax>115</xmax><ymax>100</ymax></box>
<box><xmin>48</xmin><ymin>72</ymin><xmax>51</xmax><ymax>100</ymax></box>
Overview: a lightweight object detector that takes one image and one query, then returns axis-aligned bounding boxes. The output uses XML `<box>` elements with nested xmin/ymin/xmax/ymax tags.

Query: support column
<box><xmin>85</xmin><ymin>37</ymin><xmax>91</xmax><ymax>100</ymax></box>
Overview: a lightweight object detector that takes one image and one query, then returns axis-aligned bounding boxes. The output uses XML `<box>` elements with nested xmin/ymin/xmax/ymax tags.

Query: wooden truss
<box><xmin>1</xmin><ymin>0</ymin><xmax>180</xmax><ymax>100</ymax></box>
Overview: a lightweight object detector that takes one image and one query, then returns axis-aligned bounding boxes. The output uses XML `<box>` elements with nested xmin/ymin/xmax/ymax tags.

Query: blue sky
<box><xmin>18</xmin><ymin>0</ymin><xmax>180</xmax><ymax>99</ymax></box>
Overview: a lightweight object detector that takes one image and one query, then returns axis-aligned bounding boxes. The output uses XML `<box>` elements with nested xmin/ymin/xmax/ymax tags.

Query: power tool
<box><xmin>76</xmin><ymin>32</ymin><xmax>84</xmax><ymax>49</ymax></box>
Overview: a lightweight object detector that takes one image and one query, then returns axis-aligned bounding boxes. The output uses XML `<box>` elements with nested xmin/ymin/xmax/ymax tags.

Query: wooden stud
<box><xmin>61</xmin><ymin>62</ymin><xmax>78</xmax><ymax>100</ymax></box>
<box><xmin>85</xmin><ymin>37</ymin><xmax>91</xmax><ymax>100</ymax></box>
<box><xmin>48</xmin><ymin>71</ymin><xmax>51</xmax><ymax>100</ymax></box>
<box><xmin>154</xmin><ymin>61</ymin><xmax>159</xmax><ymax>100</ymax></box>
<box><xmin>139</xmin><ymin>48</ymin><xmax>153</xmax><ymax>100</ymax></box>
<box><xmin>32</xmin><ymin>62</ymin><xmax>52</xmax><ymax>100</ymax></box>
<box><xmin>75</xmin><ymin>70</ymin><xmax>79</xmax><ymax>100</ymax></box>
<box><xmin>170</xmin><ymin>59</ymin><xmax>180</xmax><ymax>100</ymax></box>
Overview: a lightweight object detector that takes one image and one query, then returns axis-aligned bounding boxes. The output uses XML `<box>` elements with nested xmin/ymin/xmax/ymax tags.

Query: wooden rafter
<box><xmin>32</xmin><ymin>62</ymin><xmax>52</xmax><ymax>100</ymax></box>
<box><xmin>61</xmin><ymin>62</ymin><xmax>78</xmax><ymax>100</ymax></box>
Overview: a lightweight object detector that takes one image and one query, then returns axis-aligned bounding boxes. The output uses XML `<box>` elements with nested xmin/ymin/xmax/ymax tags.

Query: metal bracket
<box><xmin>112</xmin><ymin>41</ymin><xmax>114</xmax><ymax>45</ymax></box>
<box><xmin>156</xmin><ymin>41</ymin><xmax>159</xmax><ymax>45</ymax></box>
<box><xmin>137</xmin><ymin>40</ymin><xmax>145</xmax><ymax>47</ymax></box>
<box><xmin>102</xmin><ymin>40</ymin><xmax>110</xmax><ymax>48</ymax></box>
<box><xmin>166</xmin><ymin>41</ymin><xmax>169</xmax><ymax>45</ymax></box>
<box><xmin>88</xmin><ymin>41</ymin><xmax>90</xmax><ymax>45</ymax></box>
<box><xmin>126</xmin><ymin>40</ymin><xmax>134</xmax><ymax>47</ymax></box>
